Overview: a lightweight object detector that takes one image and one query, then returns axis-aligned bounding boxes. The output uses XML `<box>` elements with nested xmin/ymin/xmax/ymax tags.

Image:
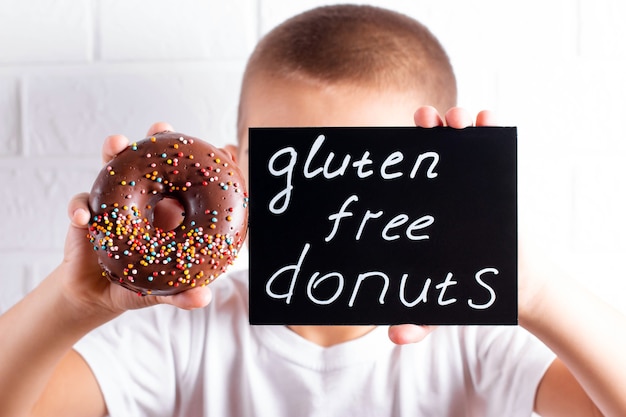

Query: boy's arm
<box><xmin>0</xmin><ymin>205</ymin><xmax>121</xmax><ymax>416</ymax></box>
<box><xmin>0</xmin><ymin>263</ymin><xmax>111</xmax><ymax>417</ymax></box>
<box><xmin>0</xmin><ymin>124</ymin><xmax>212</xmax><ymax>417</ymax></box>
<box><xmin>520</xmin><ymin>245</ymin><xmax>626</xmax><ymax>417</ymax></box>
<box><xmin>33</xmin><ymin>350</ymin><xmax>107</xmax><ymax>416</ymax></box>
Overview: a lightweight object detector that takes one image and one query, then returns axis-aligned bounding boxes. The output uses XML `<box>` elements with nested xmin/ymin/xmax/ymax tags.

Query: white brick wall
<box><xmin>1</xmin><ymin>0</ymin><xmax>625</xmax><ymax>318</ymax></box>
<box><xmin>0</xmin><ymin>0</ymin><xmax>92</xmax><ymax>64</ymax></box>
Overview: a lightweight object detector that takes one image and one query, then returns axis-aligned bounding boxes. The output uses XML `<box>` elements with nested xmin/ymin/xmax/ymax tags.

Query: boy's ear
<box><xmin>223</xmin><ymin>144</ymin><xmax>238</xmax><ymax>164</ymax></box>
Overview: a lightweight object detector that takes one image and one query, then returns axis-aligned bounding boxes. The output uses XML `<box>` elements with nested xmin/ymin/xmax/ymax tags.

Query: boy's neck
<box><xmin>288</xmin><ymin>325</ymin><xmax>376</xmax><ymax>347</ymax></box>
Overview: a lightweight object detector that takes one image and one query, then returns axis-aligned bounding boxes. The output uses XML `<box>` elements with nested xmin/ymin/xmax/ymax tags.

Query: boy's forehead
<box><xmin>239</xmin><ymin>74</ymin><xmax>422</xmax><ymax>133</ymax></box>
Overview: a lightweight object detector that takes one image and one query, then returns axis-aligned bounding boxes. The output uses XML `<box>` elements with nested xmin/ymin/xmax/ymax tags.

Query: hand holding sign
<box><xmin>389</xmin><ymin>107</ymin><xmax>499</xmax><ymax>344</ymax></box>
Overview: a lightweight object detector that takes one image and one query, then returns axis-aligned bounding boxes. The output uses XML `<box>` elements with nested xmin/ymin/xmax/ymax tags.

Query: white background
<box><xmin>1</xmin><ymin>0</ymin><xmax>625</xmax><ymax>318</ymax></box>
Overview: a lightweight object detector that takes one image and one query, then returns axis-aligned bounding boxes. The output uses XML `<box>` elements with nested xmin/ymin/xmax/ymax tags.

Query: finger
<box><xmin>475</xmin><ymin>110</ymin><xmax>498</xmax><ymax>127</ymax></box>
<box><xmin>67</xmin><ymin>192</ymin><xmax>92</xmax><ymax>227</ymax></box>
<box><xmin>444</xmin><ymin>107</ymin><xmax>473</xmax><ymax>129</ymax></box>
<box><xmin>101</xmin><ymin>123</ymin><xmax>174</xmax><ymax>164</ymax></box>
<box><xmin>413</xmin><ymin>106</ymin><xmax>444</xmax><ymax>128</ymax></box>
<box><xmin>157</xmin><ymin>286</ymin><xmax>213</xmax><ymax>310</ymax></box>
<box><xmin>102</xmin><ymin>134</ymin><xmax>130</xmax><ymax>164</ymax></box>
<box><xmin>147</xmin><ymin>122</ymin><xmax>174</xmax><ymax>136</ymax></box>
<box><xmin>223</xmin><ymin>144</ymin><xmax>238</xmax><ymax>164</ymax></box>
<box><xmin>388</xmin><ymin>324</ymin><xmax>436</xmax><ymax>345</ymax></box>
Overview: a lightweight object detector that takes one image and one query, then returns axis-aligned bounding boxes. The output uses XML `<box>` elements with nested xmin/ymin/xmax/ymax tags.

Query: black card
<box><xmin>248</xmin><ymin>127</ymin><xmax>517</xmax><ymax>325</ymax></box>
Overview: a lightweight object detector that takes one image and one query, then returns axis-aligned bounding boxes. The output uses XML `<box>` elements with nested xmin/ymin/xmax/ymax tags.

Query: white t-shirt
<box><xmin>74</xmin><ymin>270</ymin><xmax>555</xmax><ymax>417</ymax></box>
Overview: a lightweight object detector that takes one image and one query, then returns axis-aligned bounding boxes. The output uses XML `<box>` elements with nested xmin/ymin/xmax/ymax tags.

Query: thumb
<box><xmin>388</xmin><ymin>324</ymin><xmax>436</xmax><ymax>345</ymax></box>
<box><xmin>156</xmin><ymin>286</ymin><xmax>213</xmax><ymax>310</ymax></box>
<box><xmin>67</xmin><ymin>192</ymin><xmax>91</xmax><ymax>228</ymax></box>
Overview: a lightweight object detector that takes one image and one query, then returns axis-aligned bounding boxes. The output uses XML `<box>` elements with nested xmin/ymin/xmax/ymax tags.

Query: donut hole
<box><xmin>153</xmin><ymin>197</ymin><xmax>185</xmax><ymax>231</ymax></box>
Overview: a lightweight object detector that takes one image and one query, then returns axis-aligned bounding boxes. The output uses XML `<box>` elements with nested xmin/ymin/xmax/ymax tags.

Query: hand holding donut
<box><xmin>87</xmin><ymin>128</ymin><xmax>248</xmax><ymax>296</ymax></box>
<box><xmin>63</xmin><ymin>123</ymin><xmax>246</xmax><ymax>316</ymax></box>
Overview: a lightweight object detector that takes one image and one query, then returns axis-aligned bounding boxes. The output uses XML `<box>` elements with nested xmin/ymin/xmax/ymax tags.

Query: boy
<box><xmin>1</xmin><ymin>4</ymin><xmax>625</xmax><ymax>416</ymax></box>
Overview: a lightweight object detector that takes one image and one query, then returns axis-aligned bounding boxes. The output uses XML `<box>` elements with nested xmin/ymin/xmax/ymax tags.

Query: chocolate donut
<box><xmin>87</xmin><ymin>132</ymin><xmax>248</xmax><ymax>295</ymax></box>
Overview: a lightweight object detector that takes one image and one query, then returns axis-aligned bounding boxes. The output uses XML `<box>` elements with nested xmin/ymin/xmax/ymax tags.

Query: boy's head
<box><xmin>234</xmin><ymin>4</ymin><xmax>456</xmax><ymax>179</ymax></box>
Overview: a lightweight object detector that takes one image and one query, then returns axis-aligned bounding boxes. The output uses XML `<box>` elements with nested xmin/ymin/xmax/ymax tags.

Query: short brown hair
<box><xmin>241</xmin><ymin>4</ymin><xmax>457</xmax><ymax>113</ymax></box>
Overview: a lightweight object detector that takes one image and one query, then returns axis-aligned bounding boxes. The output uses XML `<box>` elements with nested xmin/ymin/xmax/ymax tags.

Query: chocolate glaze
<box><xmin>88</xmin><ymin>132</ymin><xmax>248</xmax><ymax>295</ymax></box>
